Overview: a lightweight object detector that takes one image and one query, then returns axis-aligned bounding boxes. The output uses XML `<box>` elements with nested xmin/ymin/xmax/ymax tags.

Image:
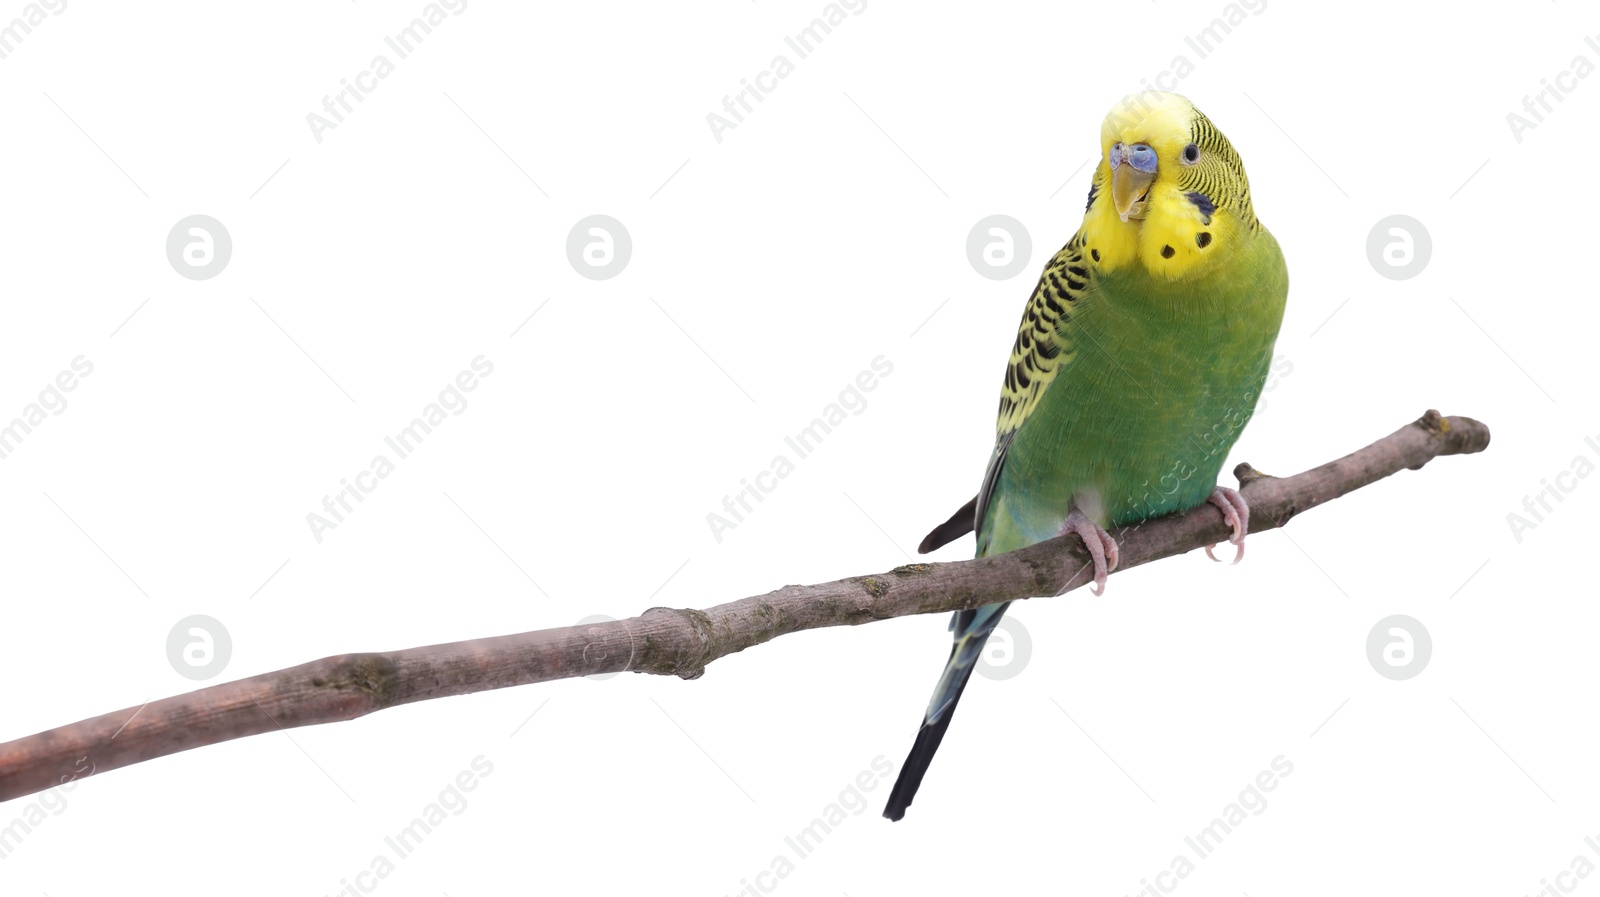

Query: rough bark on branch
<box><xmin>0</xmin><ymin>410</ymin><xmax>1489</xmax><ymax>804</ymax></box>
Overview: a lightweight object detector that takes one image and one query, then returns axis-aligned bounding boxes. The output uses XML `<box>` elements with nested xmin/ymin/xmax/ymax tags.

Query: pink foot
<box><xmin>1204</xmin><ymin>486</ymin><xmax>1249</xmax><ymax>565</ymax></box>
<box><xmin>1057</xmin><ymin>509</ymin><xmax>1120</xmax><ymax>596</ymax></box>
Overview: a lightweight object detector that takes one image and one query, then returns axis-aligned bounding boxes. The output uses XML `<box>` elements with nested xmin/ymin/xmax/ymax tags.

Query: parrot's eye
<box><xmin>1182</xmin><ymin>143</ymin><xmax>1201</xmax><ymax>164</ymax></box>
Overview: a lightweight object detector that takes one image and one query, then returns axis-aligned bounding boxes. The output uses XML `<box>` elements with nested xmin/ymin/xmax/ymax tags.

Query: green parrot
<box><xmin>884</xmin><ymin>91</ymin><xmax>1289</xmax><ymax>821</ymax></box>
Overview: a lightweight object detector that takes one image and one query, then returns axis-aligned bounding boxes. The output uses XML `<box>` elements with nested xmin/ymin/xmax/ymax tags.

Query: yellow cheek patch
<box><xmin>1135</xmin><ymin>186</ymin><xmax>1231</xmax><ymax>278</ymax></box>
<box><xmin>1080</xmin><ymin>171</ymin><xmax>1142</xmax><ymax>274</ymax></box>
<box><xmin>1082</xmin><ymin>177</ymin><xmax>1229</xmax><ymax>281</ymax></box>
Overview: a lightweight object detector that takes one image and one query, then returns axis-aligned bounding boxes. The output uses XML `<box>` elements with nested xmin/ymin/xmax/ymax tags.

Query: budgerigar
<box><xmin>883</xmin><ymin>92</ymin><xmax>1289</xmax><ymax>821</ymax></box>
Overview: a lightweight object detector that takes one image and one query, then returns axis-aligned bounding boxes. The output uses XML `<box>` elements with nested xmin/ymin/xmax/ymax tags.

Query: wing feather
<box><xmin>972</xmin><ymin>231</ymin><xmax>1094</xmax><ymax>548</ymax></box>
<box><xmin>915</xmin><ymin>228</ymin><xmax>1099</xmax><ymax>554</ymax></box>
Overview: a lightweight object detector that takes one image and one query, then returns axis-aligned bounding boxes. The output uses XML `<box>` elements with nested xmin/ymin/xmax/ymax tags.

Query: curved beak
<box><xmin>1112</xmin><ymin>164</ymin><xmax>1155</xmax><ymax>222</ymax></box>
<box><xmin>1109</xmin><ymin>142</ymin><xmax>1157</xmax><ymax>222</ymax></box>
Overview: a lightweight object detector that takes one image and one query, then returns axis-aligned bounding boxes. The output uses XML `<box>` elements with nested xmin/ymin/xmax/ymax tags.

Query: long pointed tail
<box><xmin>881</xmin><ymin>667</ymin><xmax>974</xmax><ymax>821</ymax></box>
<box><xmin>883</xmin><ymin>601</ymin><xmax>1010</xmax><ymax>821</ymax></box>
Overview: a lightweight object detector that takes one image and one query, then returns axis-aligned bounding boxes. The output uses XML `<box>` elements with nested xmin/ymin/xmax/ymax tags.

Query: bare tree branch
<box><xmin>0</xmin><ymin>410</ymin><xmax>1489</xmax><ymax>803</ymax></box>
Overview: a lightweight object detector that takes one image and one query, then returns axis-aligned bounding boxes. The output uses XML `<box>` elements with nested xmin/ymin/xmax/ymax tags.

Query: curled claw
<box><xmin>1203</xmin><ymin>486</ymin><xmax>1249</xmax><ymax>565</ymax></box>
<box><xmin>1056</xmin><ymin>509</ymin><xmax>1120</xmax><ymax>596</ymax></box>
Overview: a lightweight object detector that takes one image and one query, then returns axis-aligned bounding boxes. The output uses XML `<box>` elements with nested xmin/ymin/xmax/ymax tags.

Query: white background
<box><xmin>2</xmin><ymin>1</ymin><xmax>1596</xmax><ymax>894</ymax></box>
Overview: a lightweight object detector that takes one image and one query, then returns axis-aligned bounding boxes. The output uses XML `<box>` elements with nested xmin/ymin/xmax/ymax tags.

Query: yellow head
<box><xmin>1082</xmin><ymin>91</ymin><xmax>1260</xmax><ymax>279</ymax></box>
